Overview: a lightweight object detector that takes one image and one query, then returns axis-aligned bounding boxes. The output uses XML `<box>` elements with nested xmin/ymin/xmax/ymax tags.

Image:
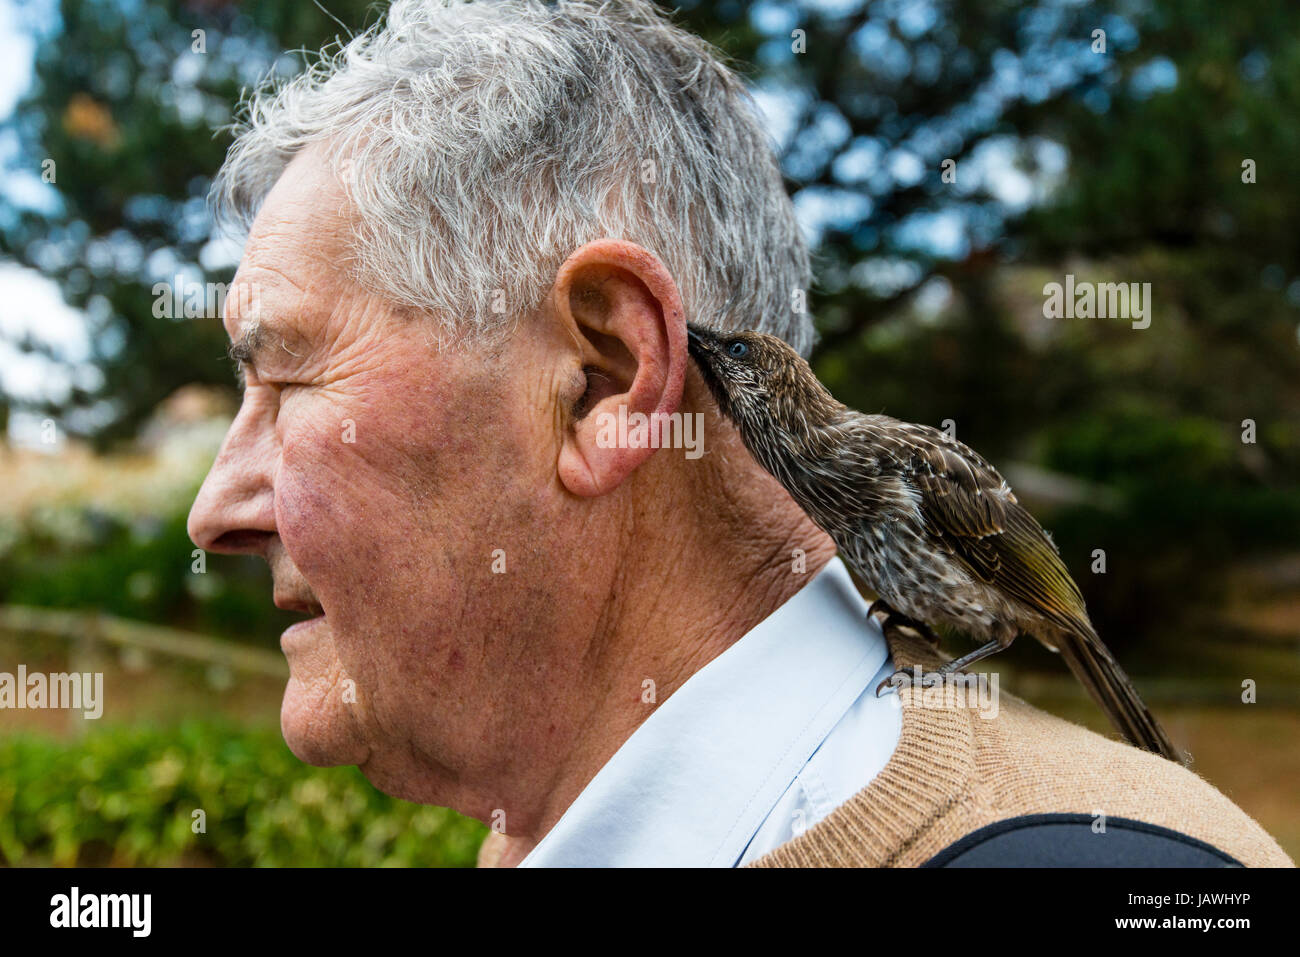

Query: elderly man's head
<box><xmin>188</xmin><ymin>0</ymin><xmax>832</xmax><ymax>840</ymax></box>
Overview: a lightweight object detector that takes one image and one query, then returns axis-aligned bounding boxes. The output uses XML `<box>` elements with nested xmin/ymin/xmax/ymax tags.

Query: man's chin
<box><xmin>280</xmin><ymin>677</ymin><xmax>371</xmax><ymax>767</ymax></box>
<box><xmin>354</xmin><ymin>750</ymin><xmax>449</xmax><ymax>807</ymax></box>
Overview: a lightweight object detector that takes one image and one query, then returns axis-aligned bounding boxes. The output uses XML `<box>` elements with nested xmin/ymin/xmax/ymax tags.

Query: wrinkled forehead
<box><xmin>221</xmin><ymin>148</ymin><xmax>354</xmax><ymax>344</ymax></box>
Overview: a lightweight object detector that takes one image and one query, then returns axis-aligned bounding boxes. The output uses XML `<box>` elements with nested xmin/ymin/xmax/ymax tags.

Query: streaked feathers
<box><xmin>686</xmin><ymin>323</ymin><xmax>1185</xmax><ymax>763</ymax></box>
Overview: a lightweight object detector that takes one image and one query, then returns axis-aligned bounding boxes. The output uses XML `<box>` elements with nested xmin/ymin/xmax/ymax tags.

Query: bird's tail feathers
<box><xmin>1055</xmin><ymin>623</ymin><xmax>1187</xmax><ymax>765</ymax></box>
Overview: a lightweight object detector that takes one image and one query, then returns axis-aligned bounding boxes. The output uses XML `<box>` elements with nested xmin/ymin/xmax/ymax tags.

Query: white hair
<box><xmin>211</xmin><ymin>0</ymin><xmax>815</xmax><ymax>354</ymax></box>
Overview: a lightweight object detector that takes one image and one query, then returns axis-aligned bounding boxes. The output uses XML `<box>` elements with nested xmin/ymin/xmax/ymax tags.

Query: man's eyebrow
<box><xmin>228</xmin><ymin>320</ymin><xmax>265</xmax><ymax>368</ymax></box>
<box><xmin>227</xmin><ymin>317</ymin><xmax>314</xmax><ymax>386</ymax></box>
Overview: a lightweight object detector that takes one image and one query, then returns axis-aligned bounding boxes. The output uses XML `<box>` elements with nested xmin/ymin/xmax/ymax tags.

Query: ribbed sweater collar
<box><xmin>747</xmin><ymin>628</ymin><xmax>975</xmax><ymax>867</ymax></box>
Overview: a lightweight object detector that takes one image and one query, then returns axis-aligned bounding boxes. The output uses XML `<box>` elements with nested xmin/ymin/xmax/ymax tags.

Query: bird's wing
<box><xmin>989</xmin><ymin>507</ymin><xmax>1092</xmax><ymax>633</ymax></box>
<box><xmin>880</xmin><ymin>424</ymin><xmax>1090</xmax><ymax>633</ymax></box>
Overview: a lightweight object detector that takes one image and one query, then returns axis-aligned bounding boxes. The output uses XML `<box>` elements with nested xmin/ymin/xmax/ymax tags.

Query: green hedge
<box><xmin>0</xmin><ymin>505</ymin><xmax>300</xmax><ymax>648</ymax></box>
<box><xmin>0</xmin><ymin>721</ymin><xmax>487</xmax><ymax>867</ymax></box>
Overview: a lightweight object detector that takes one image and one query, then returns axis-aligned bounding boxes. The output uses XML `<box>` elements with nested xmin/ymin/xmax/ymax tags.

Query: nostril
<box><xmin>209</xmin><ymin>529</ymin><xmax>275</xmax><ymax>553</ymax></box>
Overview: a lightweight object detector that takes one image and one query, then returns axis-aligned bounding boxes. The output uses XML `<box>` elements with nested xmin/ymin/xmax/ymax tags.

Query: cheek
<box><xmin>270</xmin><ymin>372</ymin><xmax>529</xmax><ymax>654</ymax></box>
<box><xmin>273</xmin><ymin>390</ymin><xmax>442</xmax><ymax>594</ymax></box>
<box><xmin>272</xmin><ymin>349</ymin><xmax>561</xmax><ymax>654</ymax></box>
<box><xmin>270</xmin><ymin>392</ymin><xmax>456</xmax><ymax>721</ymax></box>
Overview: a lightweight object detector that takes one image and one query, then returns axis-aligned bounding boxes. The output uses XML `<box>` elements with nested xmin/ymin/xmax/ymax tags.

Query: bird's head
<box><xmin>686</xmin><ymin>323</ymin><xmax>844</xmax><ymax>450</ymax></box>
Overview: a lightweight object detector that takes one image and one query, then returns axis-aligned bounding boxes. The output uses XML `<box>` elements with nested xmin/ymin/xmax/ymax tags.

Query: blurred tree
<box><xmin>1</xmin><ymin>0</ymin><xmax>1297</xmax><ymax>646</ymax></box>
<box><xmin>0</xmin><ymin>0</ymin><xmax>379</xmax><ymax>447</ymax></box>
<box><xmin>2</xmin><ymin>0</ymin><xmax>1124</xmax><ymax>444</ymax></box>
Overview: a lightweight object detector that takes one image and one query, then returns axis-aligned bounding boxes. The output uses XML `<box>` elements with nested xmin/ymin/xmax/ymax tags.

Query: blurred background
<box><xmin>0</xmin><ymin>0</ymin><xmax>1296</xmax><ymax>866</ymax></box>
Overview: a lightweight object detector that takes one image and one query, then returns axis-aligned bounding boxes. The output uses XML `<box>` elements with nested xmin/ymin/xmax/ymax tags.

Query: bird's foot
<box><xmin>876</xmin><ymin>636</ymin><xmax>1011</xmax><ymax>696</ymax></box>
<box><xmin>875</xmin><ymin>665</ymin><xmax>950</xmax><ymax>697</ymax></box>
<box><xmin>932</xmin><ymin>637</ymin><xmax>1009</xmax><ymax>676</ymax></box>
<box><xmin>867</xmin><ymin>599</ymin><xmax>943</xmax><ymax>649</ymax></box>
<box><xmin>875</xmin><ymin>669</ymin><xmax>907</xmax><ymax>697</ymax></box>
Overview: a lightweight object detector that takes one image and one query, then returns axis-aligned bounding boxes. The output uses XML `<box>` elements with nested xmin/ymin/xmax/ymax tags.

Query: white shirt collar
<box><xmin>518</xmin><ymin>556</ymin><xmax>890</xmax><ymax>867</ymax></box>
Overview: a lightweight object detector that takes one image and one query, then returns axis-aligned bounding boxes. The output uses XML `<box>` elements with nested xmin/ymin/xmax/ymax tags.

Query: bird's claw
<box><xmin>875</xmin><ymin>669</ymin><xmax>908</xmax><ymax>697</ymax></box>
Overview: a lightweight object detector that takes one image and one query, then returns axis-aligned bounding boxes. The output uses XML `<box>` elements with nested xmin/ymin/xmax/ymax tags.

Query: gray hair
<box><xmin>211</xmin><ymin>0</ymin><xmax>814</xmax><ymax>354</ymax></box>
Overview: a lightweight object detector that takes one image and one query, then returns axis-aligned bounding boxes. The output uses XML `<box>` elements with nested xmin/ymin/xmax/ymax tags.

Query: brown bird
<box><xmin>686</xmin><ymin>323</ymin><xmax>1185</xmax><ymax>764</ymax></box>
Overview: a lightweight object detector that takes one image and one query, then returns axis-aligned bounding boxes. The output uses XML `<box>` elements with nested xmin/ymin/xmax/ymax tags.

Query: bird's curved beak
<box><xmin>686</xmin><ymin>324</ymin><xmax>716</xmax><ymax>357</ymax></box>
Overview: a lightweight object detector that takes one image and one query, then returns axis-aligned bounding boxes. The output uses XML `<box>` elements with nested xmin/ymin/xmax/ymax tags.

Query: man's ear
<box><xmin>553</xmin><ymin>240</ymin><xmax>688</xmax><ymax>497</ymax></box>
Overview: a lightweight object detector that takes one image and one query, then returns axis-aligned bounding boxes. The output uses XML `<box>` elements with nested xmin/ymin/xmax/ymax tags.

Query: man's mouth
<box><xmin>274</xmin><ymin>593</ymin><xmax>325</xmax><ymax>618</ymax></box>
<box><xmin>275</xmin><ymin>593</ymin><xmax>326</xmax><ymax>646</ymax></box>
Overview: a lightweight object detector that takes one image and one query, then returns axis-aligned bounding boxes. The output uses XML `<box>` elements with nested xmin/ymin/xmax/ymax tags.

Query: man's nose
<box><xmin>187</xmin><ymin>402</ymin><xmax>278</xmax><ymax>555</ymax></box>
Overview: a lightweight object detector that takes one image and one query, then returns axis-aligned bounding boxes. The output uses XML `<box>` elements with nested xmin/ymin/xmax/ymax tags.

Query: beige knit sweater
<box><xmin>478</xmin><ymin>628</ymin><xmax>1293</xmax><ymax>867</ymax></box>
<box><xmin>746</xmin><ymin>628</ymin><xmax>1293</xmax><ymax>867</ymax></box>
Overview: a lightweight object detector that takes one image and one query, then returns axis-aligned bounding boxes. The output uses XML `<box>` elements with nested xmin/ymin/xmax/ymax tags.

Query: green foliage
<box><xmin>0</xmin><ymin>721</ymin><xmax>487</xmax><ymax>867</ymax></box>
<box><xmin>1041</xmin><ymin>408</ymin><xmax>1236</xmax><ymax>487</ymax></box>
<box><xmin>0</xmin><ymin>500</ymin><xmax>296</xmax><ymax>647</ymax></box>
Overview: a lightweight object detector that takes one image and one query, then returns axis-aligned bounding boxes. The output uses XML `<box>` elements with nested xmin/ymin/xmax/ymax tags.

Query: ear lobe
<box><xmin>553</xmin><ymin>240</ymin><xmax>688</xmax><ymax>497</ymax></box>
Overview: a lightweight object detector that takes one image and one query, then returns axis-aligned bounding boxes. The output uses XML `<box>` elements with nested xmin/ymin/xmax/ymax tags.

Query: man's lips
<box><xmin>278</xmin><ymin>597</ymin><xmax>326</xmax><ymax>652</ymax></box>
<box><xmin>274</xmin><ymin>593</ymin><xmax>324</xmax><ymax>617</ymax></box>
<box><xmin>274</xmin><ymin>593</ymin><xmax>326</xmax><ymax>648</ymax></box>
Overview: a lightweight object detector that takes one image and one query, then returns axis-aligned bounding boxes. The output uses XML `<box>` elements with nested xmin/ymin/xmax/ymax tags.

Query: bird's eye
<box><xmin>727</xmin><ymin>341</ymin><xmax>749</xmax><ymax>359</ymax></box>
